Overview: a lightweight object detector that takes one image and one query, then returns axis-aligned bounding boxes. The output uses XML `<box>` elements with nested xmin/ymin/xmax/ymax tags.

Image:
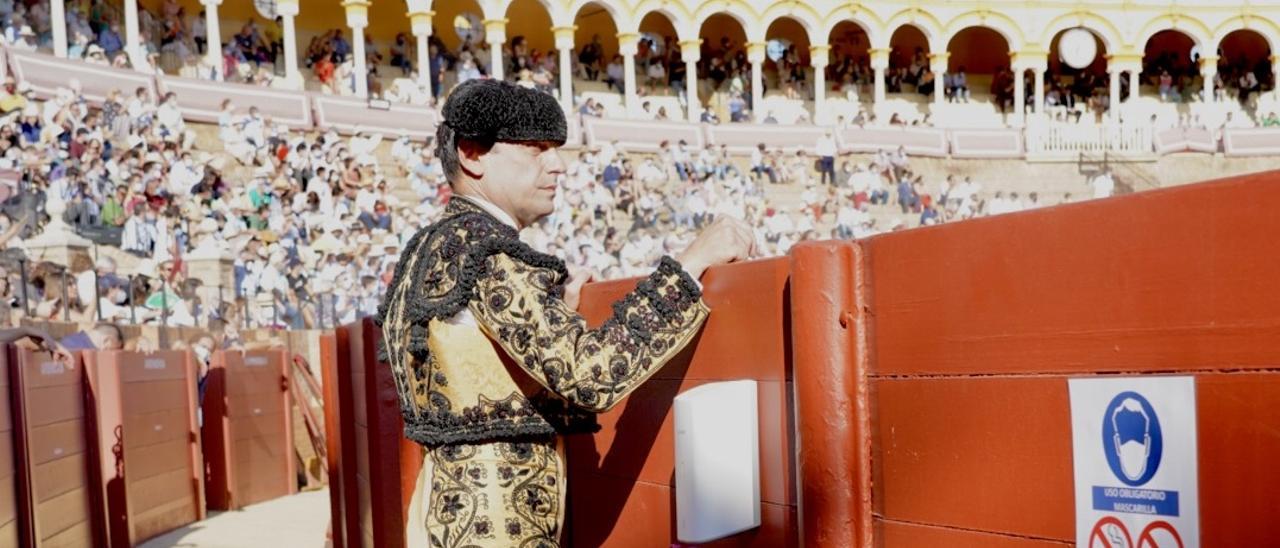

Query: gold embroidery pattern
<box><xmin>425</xmin><ymin>440</ymin><xmax>564</xmax><ymax>548</ymax></box>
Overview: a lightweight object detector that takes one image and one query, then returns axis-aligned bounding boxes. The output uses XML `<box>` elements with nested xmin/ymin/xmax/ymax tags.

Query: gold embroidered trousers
<box><xmin>406</xmin><ymin>438</ymin><xmax>567</xmax><ymax>548</ymax></box>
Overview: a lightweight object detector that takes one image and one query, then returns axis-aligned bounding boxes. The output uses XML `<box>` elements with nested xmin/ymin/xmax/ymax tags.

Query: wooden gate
<box><xmin>203</xmin><ymin>349</ymin><xmax>295</xmax><ymax>510</ymax></box>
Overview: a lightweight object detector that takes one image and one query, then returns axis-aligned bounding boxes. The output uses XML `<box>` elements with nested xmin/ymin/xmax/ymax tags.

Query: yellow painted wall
<box><xmin>503</xmin><ymin>0</ymin><xmax>556</xmax><ymax>55</ymax></box>
<box><xmin>577</xmin><ymin>6</ymin><xmax>621</xmax><ymax>61</ymax></box>
<box><xmin>698</xmin><ymin>13</ymin><xmax>747</xmax><ymax>56</ymax></box>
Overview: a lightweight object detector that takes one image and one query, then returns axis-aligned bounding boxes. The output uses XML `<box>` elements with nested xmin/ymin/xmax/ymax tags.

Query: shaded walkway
<box><xmin>139</xmin><ymin>489</ymin><xmax>329</xmax><ymax>548</ymax></box>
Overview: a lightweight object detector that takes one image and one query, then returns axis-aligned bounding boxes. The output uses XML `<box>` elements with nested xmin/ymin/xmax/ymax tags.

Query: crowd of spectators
<box><xmin>3</xmin><ymin>0</ymin><xmax>1278</xmax><ymax>127</ymax></box>
<box><xmin>0</xmin><ymin>70</ymin><xmax>1111</xmax><ymax>345</ymax></box>
<box><xmin>0</xmin><ymin>3</ymin><xmax>1266</xmax><ymax>349</ymax></box>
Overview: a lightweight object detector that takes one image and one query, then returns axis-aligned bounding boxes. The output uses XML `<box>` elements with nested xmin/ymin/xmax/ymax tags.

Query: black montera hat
<box><xmin>438</xmin><ymin>79</ymin><xmax>567</xmax><ymax>145</ymax></box>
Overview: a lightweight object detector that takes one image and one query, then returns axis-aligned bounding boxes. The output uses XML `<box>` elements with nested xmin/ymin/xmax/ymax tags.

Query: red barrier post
<box><xmin>790</xmin><ymin>242</ymin><xmax>870</xmax><ymax>547</ymax></box>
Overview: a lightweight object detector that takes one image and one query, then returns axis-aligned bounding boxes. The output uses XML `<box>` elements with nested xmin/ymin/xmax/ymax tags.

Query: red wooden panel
<box><xmin>569</xmin><ymin>258</ymin><xmax>797</xmax><ymax>546</ymax></box>
<box><xmin>1196</xmin><ymin>373</ymin><xmax>1280</xmax><ymax>547</ymax></box>
<box><xmin>322</xmin><ymin>328</ymin><xmax>360</xmax><ymax>548</ymax></box>
<box><xmin>567</xmin><ymin>379</ymin><xmax>793</xmax><ymax>506</ymax></box>
<box><xmin>11</xmin><ymin>347</ymin><xmax>97</xmax><ymax>547</ymax></box>
<box><xmin>873</xmin><ymin>372</ymin><xmax>1280</xmax><ymax>547</ymax></box>
<box><xmin>0</xmin><ymin>350</ymin><xmax>17</xmax><ymax>548</ymax></box>
<box><xmin>876</xmin><ymin>519</ymin><xmax>1072</xmax><ymax>548</ymax></box>
<box><xmin>345</xmin><ymin>319</ymin><xmax>411</xmax><ymax>548</ymax></box>
<box><xmin>84</xmin><ymin>350</ymin><xmax>204</xmax><ymax>547</ymax></box>
<box><xmin>203</xmin><ymin>349</ymin><xmax>294</xmax><ymax>511</ymax></box>
<box><xmin>873</xmin><ymin>377</ymin><xmax>1075</xmax><ymax>541</ymax></box>
<box><xmin>866</xmin><ymin>173</ymin><xmax>1280</xmax><ymax>376</ymax></box>
<box><xmin>579</xmin><ymin>258</ymin><xmax>791</xmax><ymax>382</ymax></box>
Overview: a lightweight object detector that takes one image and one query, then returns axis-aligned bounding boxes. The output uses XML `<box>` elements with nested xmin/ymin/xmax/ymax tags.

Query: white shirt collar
<box><xmin>456</xmin><ymin>194</ymin><xmax>519</xmax><ymax>229</ymax></box>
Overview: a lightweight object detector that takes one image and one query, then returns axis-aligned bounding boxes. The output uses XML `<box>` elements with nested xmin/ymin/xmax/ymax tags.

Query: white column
<box><xmin>484</xmin><ymin>19</ymin><xmax>507</xmax><ymax>81</ymax></box>
<box><xmin>343</xmin><ymin>0</ymin><xmax>371</xmax><ymax>98</ymax></box>
<box><xmin>1033</xmin><ymin>68</ymin><xmax>1045</xmax><ymax>115</ymax></box>
<box><xmin>619</xmin><ymin>33</ymin><xmax>640</xmax><ymax>116</ymax></box>
<box><xmin>277</xmin><ymin>0</ymin><xmax>301</xmax><ymax>87</ymax></box>
<box><xmin>748</xmin><ymin>41</ymin><xmax>765</xmax><ymax>122</ymax></box>
<box><xmin>407</xmin><ymin>2</ymin><xmax>433</xmax><ymax>94</ymax></box>
<box><xmin>1272</xmin><ymin>56</ymin><xmax>1280</xmax><ymax>101</ymax></box>
<box><xmin>1199</xmin><ymin>56</ymin><xmax>1219</xmax><ymax>103</ymax></box>
<box><xmin>810</xmin><ymin>45</ymin><xmax>829</xmax><ymax>124</ymax></box>
<box><xmin>870</xmin><ymin>48</ymin><xmax>889</xmax><ymax>107</ymax></box>
<box><xmin>1013</xmin><ymin>68</ymin><xmax>1025</xmax><ymax>125</ymax></box>
<box><xmin>681</xmin><ymin>40</ymin><xmax>701</xmax><ymax>122</ymax></box>
<box><xmin>1128</xmin><ymin>68</ymin><xmax>1139</xmax><ymax>102</ymax></box>
<box><xmin>51</xmin><ymin>0</ymin><xmax>68</xmax><ymax>57</ymax></box>
<box><xmin>203</xmin><ymin>0</ymin><xmax>223</xmax><ymax>80</ymax></box>
<box><xmin>554</xmin><ymin>26</ymin><xmax>575</xmax><ymax>110</ymax></box>
<box><xmin>929</xmin><ymin>53</ymin><xmax>947</xmax><ymax>106</ymax></box>
<box><xmin>1109</xmin><ymin>68</ymin><xmax>1122</xmax><ymax>119</ymax></box>
<box><xmin>124</xmin><ymin>0</ymin><xmax>141</xmax><ymax>68</ymax></box>
<box><xmin>352</xmin><ymin>27</ymin><xmax>368</xmax><ymax>96</ymax></box>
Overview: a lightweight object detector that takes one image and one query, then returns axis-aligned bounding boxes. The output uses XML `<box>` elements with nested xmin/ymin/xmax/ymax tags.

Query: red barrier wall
<box><xmin>0</xmin><ymin>350</ymin><xmax>16</xmax><ymax>546</ymax></box>
<box><xmin>202</xmin><ymin>349</ymin><xmax>296</xmax><ymax>511</ymax></box>
<box><xmin>84</xmin><ymin>350</ymin><xmax>205</xmax><ymax>547</ymax></box>
<box><xmin>568</xmin><ymin>257</ymin><xmax>798</xmax><ymax>547</ymax></box>
<box><xmin>321</xmin><ymin>332</ymin><xmax>358</xmax><ymax>548</ymax></box>
<box><xmin>856</xmin><ymin>170</ymin><xmax>1280</xmax><ymax>546</ymax></box>
<box><xmin>323</xmin><ymin>320</ymin><xmax>417</xmax><ymax>548</ymax></box>
<box><xmin>8</xmin><ymin>346</ymin><xmax>103</xmax><ymax>546</ymax></box>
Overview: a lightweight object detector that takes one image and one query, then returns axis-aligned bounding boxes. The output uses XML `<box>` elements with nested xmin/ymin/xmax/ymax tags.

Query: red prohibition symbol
<box><xmin>1137</xmin><ymin>520</ymin><xmax>1185</xmax><ymax>548</ymax></box>
<box><xmin>1090</xmin><ymin>516</ymin><xmax>1134</xmax><ymax>548</ymax></box>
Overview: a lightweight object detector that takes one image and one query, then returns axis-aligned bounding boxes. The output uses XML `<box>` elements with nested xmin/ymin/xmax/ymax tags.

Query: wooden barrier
<box><xmin>201</xmin><ymin>349</ymin><xmax>296</xmax><ymax>511</ymax></box>
<box><xmin>852</xmin><ymin>170</ymin><xmax>1280</xmax><ymax>546</ymax></box>
<box><xmin>83</xmin><ymin>350</ymin><xmax>204</xmax><ymax>547</ymax></box>
<box><xmin>8</xmin><ymin>346</ymin><xmax>104</xmax><ymax>546</ymax></box>
<box><xmin>569</xmin><ymin>257</ymin><xmax>798</xmax><ymax>547</ymax></box>
<box><xmin>320</xmin><ymin>331</ymin><xmax>357</xmax><ymax>548</ymax></box>
<box><xmin>0</xmin><ymin>348</ymin><xmax>18</xmax><ymax>545</ymax></box>
<box><xmin>322</xmin><ymin>319</ymin><xmax>416</xmax><ymax>548</ymax></box>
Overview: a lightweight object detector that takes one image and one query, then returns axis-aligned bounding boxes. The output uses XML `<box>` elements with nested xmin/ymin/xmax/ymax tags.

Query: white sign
<box><xmin>1069</xmin><ymin>376</ymin><xmax>1199</xmax><ymax>548</ymax></box>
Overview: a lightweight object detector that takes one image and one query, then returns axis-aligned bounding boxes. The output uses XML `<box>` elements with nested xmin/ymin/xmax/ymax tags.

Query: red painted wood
<box><xmin>322</xmin><ymin>329</ymin><xmax>361</xmax><ymax>548</ymax></box>
<box><xmin>9</xmin><ymin>345</ymin><xmax>101</xmax><ymax>547</ymax></box>
<box><xmin>873</xmin><ymin>373</ymin><xmax>1280</xmax><ymax>547</ymax></box>
<box><xmin>202</xmin><ymin>349</ymin><xmax>295</xmax><ymax>511</ymax></box>
<box><xmin>791</xmin><ymin>241</ymin><xmax>869</xmax><ymax>548</ymax></box>
<box><xmin>569</xmin><ymin>257</ymin><xmax>798</xmax><ymax>547</ymax></box>
<box><xmin>866</xmin><ymin>173</ymin><xmax>1280</xmax><ymax>376</ymax></box>
<box><xmin>876</xmin><ymin>518</ymin><xmax>1072</xmax><ymax>548</ymax></box>
<box><xmin>873</xmin><ymin>377</ymin><xmax>1075</xmax><ymax>541</ymax></box>
<box><xmin>1196</xmin><ymin>373</ymin><xmax>1280</xmax><ymax>546</ymax></box>
<box><xmin>83</xmin><ymin>350</ymin><xmax>203</xmax><ymax>547</ymax></box>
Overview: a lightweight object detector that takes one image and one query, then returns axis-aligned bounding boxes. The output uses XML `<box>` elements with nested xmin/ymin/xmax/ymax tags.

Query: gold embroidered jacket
<box><xmin>377</xmin><ymin>197</ymin><xmax>710</xmax><ymax>448</ymax></box>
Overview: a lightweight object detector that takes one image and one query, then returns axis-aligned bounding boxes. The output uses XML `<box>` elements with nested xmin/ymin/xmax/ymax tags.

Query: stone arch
<box><xmin>566</xmin><ymin>0</ymin><xmax>627</xmax><ymax>32</ymax></box>
<box><xmin>1134</xmin><ymin>14</ymin><xmax>1212</xmax><ymax>51</ymax></box>
<box><xmin>819</xmin><ymin>5</ymin><xmax>884</xmax><ymax>49</ymax></box>
<box><xmin>693</xmin><ymin>2</ymin><xmax>762</xmax><ymax>43</ymax></box>
<box><xmin>758</xmin><ymin>0</ymin><xmax>823</xmax><ymax>45</ymax></box>
<box><xmin>1039</xmin><ymin>11</ymin><xmax>1123</xmax><ymax>53</ymax></box>
<box><xmin>1210</xmin><ymin>15</ymin><xmax>1280</xmax><ymax>53</ymax></box>
<box><xmin>883</xmin><ymin>8</ymin><xmax>945</xmax><ymax>52</ymax></box>
<box><xmin>627</xmin><ymin>1</ymin><xmax>696</xmax><ymax>40</ymax></box>
<box><xmin>943</xmin><ymin>10</ymin><xmax>1026</xmax><ymax>52</ymax></box>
